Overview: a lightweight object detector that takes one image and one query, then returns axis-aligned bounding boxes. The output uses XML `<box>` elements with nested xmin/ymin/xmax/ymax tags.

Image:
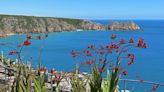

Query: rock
<box><xmin>107</xmin><ymin>22</ymin><xmax>140</xmax><ymax>30</ymax></box>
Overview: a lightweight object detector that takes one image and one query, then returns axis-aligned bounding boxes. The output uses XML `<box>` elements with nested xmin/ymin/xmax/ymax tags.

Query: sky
<box><xmin>0</xmin><ymin>0</ymin><xmax>163</xmax><ymax>19</ymax></box>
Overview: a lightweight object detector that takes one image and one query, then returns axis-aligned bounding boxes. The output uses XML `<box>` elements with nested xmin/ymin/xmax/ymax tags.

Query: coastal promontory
<box><xmin>0</xmin><ymin>14</ymin><xmax>141</xmax><ymax>37</ymax></box>
<box><xmin>0</xmin><ymin>14</ymin><xmax>105</xmax><ymax>37</ymax></box>
<box><xmin>107</xmin><ymin>22</ymin><xmax>140</xmax><ymax>30</ymax></box>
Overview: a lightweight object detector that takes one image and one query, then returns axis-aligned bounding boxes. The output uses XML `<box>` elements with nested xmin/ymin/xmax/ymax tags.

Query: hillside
<box><xmin>0</xmin><ymin>14</ymin><xmax>105</xmax><ymax>37</ymax></box>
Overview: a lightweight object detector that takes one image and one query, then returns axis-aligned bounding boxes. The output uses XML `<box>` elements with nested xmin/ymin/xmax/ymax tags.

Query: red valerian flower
<box><xmin>151</xmin><ymin>86</ymin><xmax>157</xmax><ymax>91</ymax></box>
<box><xmin>129</xmin><ymin>38</ymin><xmax>134</xmax><ymax>43</ymax></box>
<box><xmin>106</xmin><ymin>45</ymin><xmax>110</xmax><ymax>49</ymax></box>
<box><xmin>128</xmin><ymin>61</ymin><xmax>133</xmax><ymax>65</ymax></box>
<box><xmin>111</xmin><ymin>34</ymin><xmax>116</xmax><ymax>40</ymax></box>
<box><xmin>54</xmin><ymin>75</ymin><xmax>61</xmax><ymax>80</ymax></box>
<box><xmin>128</xmin><ymin>54</ymin><xmax>135</xmax><ymax>62</ymax></box>
<box><xmin>45</xmin><ymin>33</ymin><xmax>48</xmax><ymax>38</ymax></box>
<box><xmin>39</xmin><ymin>67</ymin><xmax>47</xmax><ymax>72</ymax></box>
<box><xmin>23</xmin><ymin>40</ymin><xmax>31</xmax><ymax>46</ymax></box>
<box><xmin>120</xmin><ymin>39</ymin><xmax>126</xmax><ymax>44</ymax></box>
<box><xmin>142</xmin><ymin>43</ymin><xmax>147</xmax><ymax>48</ymax></box>
<box><xmin>8</xmin><ymin>51</ymin><xmax>18</xmax><ymax>55</ymax></box>
<box><xmin>88</xmin><ymin>45</ymin><xmax>94</xmax><ymax>49</ymax></box>
<box><xmin>138</xmin><ymin>38</ymin><xmax>144</xmax><ymax>47</ymax></box>
<box><xmin>37</xmin><ymin>35</ymin><xmax>41</xmax><ymax>40</ymax></box>
<box><xmin>139</xmin><ymin>38</ymin><xmax>144</xmax><ymax>44</ymax></box>
<box><xmin>86</xmin><ymin>60</ymin><xmax>91</xmax><ymax>65</ymax></box>
<box><xmin>71</xmin><ymin>50</ymin><xmax>77</xmax><ymax>58</ymax></box>
<box><xmin>122</xmin><ymin>70</ymin><xmax>127</xmax><ymax>76</ymax></box>
<box><xmin>50</xmin><ymin>69</ymin><xmax>56</xmax><ymax>74</ymax></box>
<box><xmin>110</xmin><ymin>43</ymin><xmax>119</xmax><ymax>49</ymax></box>
<box><xmin>26</xmin><ymin>35</ymin><xmax>32</xmax><ymax>39</ymax></box>
<box><xmin>100</xmin><ymin>50</ymin><xmax>105</xmax><ymax>55</ymax></box>
<box><xmin>86</xmin><ymin>50</ymin><xmax>91</xmax><ymax>56</ymax></box>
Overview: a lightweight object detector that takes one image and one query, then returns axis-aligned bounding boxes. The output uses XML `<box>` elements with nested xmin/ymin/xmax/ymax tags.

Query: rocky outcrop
<box><xmin>107</xmin><ymin>22</ymin><xmax>140</xmax><ymax>30</ymax></box>
<box><xmin>0</xmin><ymin>15</ymin><xmax>105</xmax><ymax>37</ymax></box>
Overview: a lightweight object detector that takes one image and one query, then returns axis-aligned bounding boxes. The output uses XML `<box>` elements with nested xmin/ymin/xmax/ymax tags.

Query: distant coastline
<box><xmin>0</xmin><ymin>14</ymin><xmax>140</xmax><ymax>38</ymax></box>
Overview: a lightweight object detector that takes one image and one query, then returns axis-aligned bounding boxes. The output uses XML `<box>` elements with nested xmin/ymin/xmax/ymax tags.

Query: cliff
<box><xmin>107</xmin><ymin>22</ymin><xmax>140</xmax><ymax>30</ymax></box>
<box><xmin>0</xmin><ymin>14</ymin><xmax>105</xmax><ymax>37</ymax></box>
<box><xmin>0</xmin><ymin>14</ymin><xmax>142</xmax><ymax>37</ymax></box>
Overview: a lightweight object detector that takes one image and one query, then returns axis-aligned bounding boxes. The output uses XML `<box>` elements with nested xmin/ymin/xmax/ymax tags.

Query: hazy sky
<box><xmin>0</xmin><ymin>0</ymin><xmax>163</xmax><ymax>19</ymax></box>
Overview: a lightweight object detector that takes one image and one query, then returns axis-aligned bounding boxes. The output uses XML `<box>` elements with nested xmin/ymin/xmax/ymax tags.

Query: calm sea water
<box><xmin>0</xmin><ymin>20</ymin><xmax>164</xmax><ymax>91</ymax></box>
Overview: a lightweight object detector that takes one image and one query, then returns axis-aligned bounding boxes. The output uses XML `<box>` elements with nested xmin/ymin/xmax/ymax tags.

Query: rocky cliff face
<box><xmin>107</xmin><ymin>22</ymin><xmax>140</xmax><ymax>30</ymax></box>
<box><xmin>0</xmin><ymin>15</ymin><xmax>141</xmax><ymax>37</ymax></box>
<box><xmin>0</xmin><ymin>15</ymin><xmax>105</xmax><ymax>37</ymax></box>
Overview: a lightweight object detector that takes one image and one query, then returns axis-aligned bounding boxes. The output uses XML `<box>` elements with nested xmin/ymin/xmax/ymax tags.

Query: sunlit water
<box><xmin>0</xmin><ymin>20</ymin><xmax>164</xmax><ymax>92</ymax></box>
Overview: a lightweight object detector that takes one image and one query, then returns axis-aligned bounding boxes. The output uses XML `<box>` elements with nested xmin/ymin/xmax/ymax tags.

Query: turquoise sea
<box><xmin>0</xmin><ymin>20</ymin><xmax>164</xmax><ymax>92</ymax></box>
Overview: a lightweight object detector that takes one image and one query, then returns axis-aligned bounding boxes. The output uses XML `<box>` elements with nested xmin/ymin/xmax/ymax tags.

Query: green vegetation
<box><xmin>0</xmin><ymin>14</ymin><xmax>85</xmax><ymax>30</ymax></box>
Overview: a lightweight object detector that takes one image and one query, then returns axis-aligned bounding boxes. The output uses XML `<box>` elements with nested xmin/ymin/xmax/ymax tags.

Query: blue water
<box><xmin>0</xmin><ymin>20</ymin><xmax>164</xmax><ymax>92</ymax></box>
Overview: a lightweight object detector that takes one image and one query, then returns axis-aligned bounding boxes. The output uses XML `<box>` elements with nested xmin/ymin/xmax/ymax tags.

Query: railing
<box><xmin>120</xmin><ymin>79</ymin><xmax>164</xmax><ymax>92</ymax></box>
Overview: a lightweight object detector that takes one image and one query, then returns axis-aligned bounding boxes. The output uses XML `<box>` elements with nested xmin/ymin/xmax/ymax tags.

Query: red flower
<box><xmin>71</xmin><ymin>50</ymin><xmax>76</xmax><ymax>58</ymax></box>
<box><xmin>110</xmin><ymin>43</ymin><xmax>119</xmax><ymax>49</ymax></box>
<box><xmin>122</xmin><ymin>70</ymin><xmax>127</xmax><ymax>76</ymax></box>
<box><xmin>128</xmin><ymin>54</ymin><xmax>135</xmax><ymax>62</ymax></box>
<box><xmin>55</xmin><ymin>75</ymin><xmax>61</xmax><ymax>80</ymax></box>
<box><xmin>111</xmin><ymin>34</ymin><xmax>116</xmax><ymax>40</ymax></box>
<box><xmin>50</xmin><ymin>69</ymin><xmax>56</xmax><ymax>74</ymax></box>
<box><xmin>45</xmin><ymin>33</ymin><xmax>48</xmax><ymax>38</ymax></box>
<box><xmin>23</xmin><ymin>40</ymin><xmax>31</xmax><ymax>46</ymax></box>
<box><xmin>129</xmin><ymin>38</ymin><xmax>134</xmax><ymax>43</ymax></box>
<box><xmin>88</xmin><ymin>45</ymin><xmax>94</xmax><ymax>49</ymax></box>
<box><xmin>139</xmin><ymin>38</ymin><xmax>144</xmax><ymax>44</ymax></box>
<box><xmin>142</xmin><ymin>43</ymin><xmax>147</xmax><ymax>48</ymax></box>
<box><xmin>39</xmin><ymin>67</ymin><xmax>47</xmax><ymax>72</ymax></box>
<box><xmin>37</xmin><ymin>35</ymin><xmax>41</xmax><ymax>40</ymax></box>
<box><xmin>120</xmin><ymin>39</ymin><xmax>125</xmax><ymax>44</ymax></box>
<box><xmin>26</xmin><ymin>35</ymin><xmax>32</xmax><ymax>39</ymax></box>
<box><xmin>106</xmin><ymin>45</ymin><xmax>110</xmax><ymax>49</ymax></box>
<box><xmin>86</xmin><ymin>50</ymin><xmax>91</xmax><ymax>56</ymax></box>
<box><xmin>100</xmin><ymin>50</ymin><xmax>105</xmax><ymax>55</ymax></box>
<box><xmin>128</xmin><ymin>61</ymin><xmax>133</xmax><ymax>65</ymax></box>
<box><xmin>151</xmin><ymin>86</ymin><xmax>157</xmax><ymax>91</ymax></box>
<box><xmin>86</xmin><ymin>60</ymin><xmax>91</xmax><ymax>65</ymax></box>
<box><xmin>8</xmin><ymin>51</ymin><xmax>18</xmax><ymax>55</ymax></box>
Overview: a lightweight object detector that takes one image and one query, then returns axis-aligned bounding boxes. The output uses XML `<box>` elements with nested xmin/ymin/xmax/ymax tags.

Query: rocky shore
<box><xmin>0</xmin><ymin>14</ymin><xmax>141</xmax><ymax>38</ymax></box>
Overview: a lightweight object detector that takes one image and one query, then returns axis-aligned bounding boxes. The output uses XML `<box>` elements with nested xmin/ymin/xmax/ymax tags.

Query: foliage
<box><xmin>70</xmin><ymin>65</ymin><xmax>87</xmax><ymax>92</ymax></box>
<box><xmin>71</xmin><ymin>34</ymin><xmax>147</xmax><ymax>92</ymax></box>
<box><xmin>34</xmin><ymin>73</ymin><xmax>46</xmax><ymax>92</ymax></box>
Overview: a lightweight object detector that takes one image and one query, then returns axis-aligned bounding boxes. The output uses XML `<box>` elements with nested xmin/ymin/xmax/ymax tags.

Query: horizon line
<box><xmin>0</xmin><ymin>13</ymin><xmax>164</xmax><ymax>20</ymax></box>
